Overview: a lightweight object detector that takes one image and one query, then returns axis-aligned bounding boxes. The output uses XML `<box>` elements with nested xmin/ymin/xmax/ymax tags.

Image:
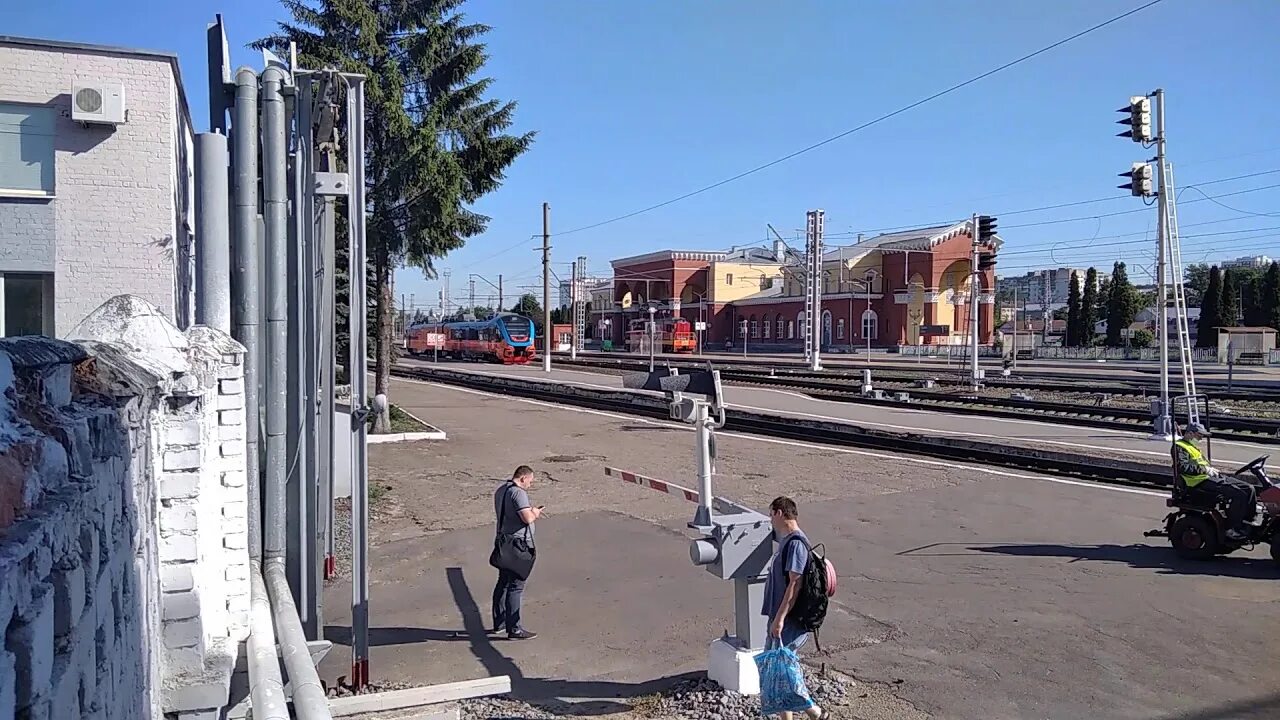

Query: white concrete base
<box><xmin>707</xmin><ymin>638</ymin><xmax>762</xmax><ymax>696</ymax></box>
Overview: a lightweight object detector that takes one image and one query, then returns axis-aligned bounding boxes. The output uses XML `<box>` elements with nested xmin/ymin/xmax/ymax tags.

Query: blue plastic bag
<box><xmin>755</xmin><ymin>642</ymin><xmax>813</xmax><ymax>716</ymax></box>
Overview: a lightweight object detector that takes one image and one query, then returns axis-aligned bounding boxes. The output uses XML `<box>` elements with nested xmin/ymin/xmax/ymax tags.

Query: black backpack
<box><xmin>785</xmin><ymin>536</ymin><xmax>830</xmax><ymax>647</ymax></box>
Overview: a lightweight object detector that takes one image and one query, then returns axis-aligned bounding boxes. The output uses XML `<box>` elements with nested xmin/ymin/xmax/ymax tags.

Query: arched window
<box><xmin>777</xmin><ymin>317</ymin><xmax>785</xmax><ymax>340</ymax></box>
<box><xmin>750</xmin><ymin>315</ymin><xmax>759</xmax><ymax>339</ymax></box>
<box><xmin>822</xmin><ymin>310</ymin><xmax>833</xmax><ymax>345</ymax></box>
<box><xmin>762</xmin><ymin>314</ymin><xmax>771</xmax><ymax>339</ymax></box>
<box><xmin>862</xmin><ymin>309</ymin><xmax>879</xmax><ymax>340</ymax></box>
<box><xmin>787</xmin><ymin>320</ymin><xmax>795</xmax><ymax>339</ymax></box>
<box><xmin>837</xmin><ymin>318</ymin><xmax>846</xmax><ymax>340</ymax></box>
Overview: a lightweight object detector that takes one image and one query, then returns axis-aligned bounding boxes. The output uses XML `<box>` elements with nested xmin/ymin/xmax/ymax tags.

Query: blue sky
<box><xmin>4</xmin><ymin>0</ymin><xmax>1279</xmax><ymax>314</ymax></box>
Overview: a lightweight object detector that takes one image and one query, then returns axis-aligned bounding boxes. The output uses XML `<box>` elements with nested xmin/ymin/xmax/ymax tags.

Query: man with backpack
<box><xmin>761</xmin><ymin>496</ymin><xmax>831</xmax><ymax>720</ymax></box>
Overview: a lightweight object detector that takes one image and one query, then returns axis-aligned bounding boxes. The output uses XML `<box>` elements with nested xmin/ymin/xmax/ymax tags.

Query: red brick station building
<box><xmin>592</xmin><ymin>221</ymin><xmax>1000</xmax><ymax>352</ymax></box>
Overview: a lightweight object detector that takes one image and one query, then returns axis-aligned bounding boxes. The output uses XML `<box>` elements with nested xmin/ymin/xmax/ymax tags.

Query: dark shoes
<box><xmin>507</xmin><ymin>629</ymin><xmax>538</xmax><ymax>640</ymax></box>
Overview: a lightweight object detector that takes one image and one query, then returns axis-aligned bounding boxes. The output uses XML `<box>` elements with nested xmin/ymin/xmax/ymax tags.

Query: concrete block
<box><xmin>215</xmin><ymin>391</ymin><xmax>243</xmax><ymax>411</ymax></box>
<box><xmin>163</xmin><ymin>417</ymin><xmax>202</xmax><ymax>446</ymax></box>
<box><xmin>162</xmin><ymin>618</ymin><xmax>201</xmax><ymax>649</ymax></box>
<box><xmin>164</xmin><ymin>678</ymin><xmax>232</xmax><ymax>713</ymax></box>
<box><xmin>707</xmin><ymin>638</ymin><xmax>762</xmax><ymax>696</ymax></box>
<box><xmin>219</xmin><ymin>471</ymin><xmax>245</xmax><ymax>488</ymax></box>
<box><xmin>160</xmin><ymin>504</ymin><xmax>197</xmax><ymax>533</ymax></box>
<box><xmin>161</xmin><ymin>564</ymin><xmax>195</xmax><ymax>593</ymax></box>
<box><xmin>165</xmin><ymin>646</ymin><xmax>203</xmax><ymax>673</ymax></box>
<box><xmin>219</xmin><ymin>441</ymin><xmax>242</xmax><ymax>458</ymax></box>
<box><xmin>218</xmin><ymin>378</ymin><xmax>243</xmax><ymax>396</ymax></box>
<box><xmin>161</xmin><ymin>590</ymin><xmax>200</xmax><ymax>621</ymax></box>
<box><xmin>161</xmin><ymin>471</ymin><xmax>200</xmax><ymax>499</ymax></box>
<box><xmin>10</xmin><ymin>584</ymin><xmax>54</xmax><ymax>709</ymax></box>
<box><xmin>176</xmin><ymin>708</ymin><xmax>223</xmax><ymax>720</ymax></box>
<box><xmin>162</xmin><ymin>447</ymin><xmax>201</xmax><ymax>472</ymax></box>
<box><xmin>160</xmin><ymin>533</ymin><xmax>197</xmax><ymax>562</ymax></box>
<box><xmin>52</xmin><ymin>561</ymin><xmax>86</xmax><ymax>638</ymax></box>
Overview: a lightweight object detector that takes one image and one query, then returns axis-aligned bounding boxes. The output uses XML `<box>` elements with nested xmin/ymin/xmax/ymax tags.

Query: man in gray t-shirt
<box><xmin>491</xmin><ymin>465</ymin><xmax>542</xmax><ymax>640</ymax></box>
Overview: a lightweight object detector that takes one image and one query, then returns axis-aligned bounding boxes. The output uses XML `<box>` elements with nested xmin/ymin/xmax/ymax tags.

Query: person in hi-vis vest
<box><xmin>1174</xmin><ymin>423</ymin><xmax>1257</xmax><ymax>540</ymax></box>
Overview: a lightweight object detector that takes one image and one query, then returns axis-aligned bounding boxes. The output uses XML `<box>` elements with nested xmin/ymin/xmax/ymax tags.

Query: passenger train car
<box><xmin>625</xmin><ymin>317</ymin><xmax>696</xmax><ymax>354</ymax></box>
<box><xmin>405</xmin><ymin>314</ymin><xmax>537</xmax><ymax>364</ymax></box>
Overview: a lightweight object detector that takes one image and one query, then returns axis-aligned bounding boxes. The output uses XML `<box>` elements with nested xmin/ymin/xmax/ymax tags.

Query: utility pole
<box><xmin>1012</xmin><ymin>286</ymin><xmax>1019</xmax><ymax>371</ymax></box>
<box><xmin>1153</xmin><ymin>88</ymin><xmax>1172</xmax><ymax>438</ymax></box>
<box><xmin>468</xmin><ymin>278</ymin><xmax>475</xmax><ymax>314</ymax></box>
<box><xmin>542</xmin><ymin>203</ymin><xmax>552</xmax><ymax>372</ymax></box>
<box><xmin>575</xmin><ymin>255</ymin><xmax>588</xmax><ymax>357</ymax></box>
<box><xmin>1042</xmin><ymin>270</ymin><xmax>1051</xmax><ymax>350</ymax></box>
<box><xmin>498</xmin><ymin>273</ymin><xmax>503</xmax><ymax>312</ymax></box>
<box><xmin>570</xmin><ymin>260</ymin><xmax>578</xmax><ymax>360</ymax></box>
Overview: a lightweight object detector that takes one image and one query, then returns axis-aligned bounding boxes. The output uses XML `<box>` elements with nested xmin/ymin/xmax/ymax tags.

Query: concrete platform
<box><xmin>319</xmin><ymin>378</ymin><xmax>1280</xmax><ymax>720</ymax></box>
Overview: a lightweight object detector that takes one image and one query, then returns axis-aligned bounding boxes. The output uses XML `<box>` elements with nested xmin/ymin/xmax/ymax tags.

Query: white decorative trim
<box><xmin>894</xmin><ymin>290</ymin><xmax>941</xmax><ymax>304</ymax></box>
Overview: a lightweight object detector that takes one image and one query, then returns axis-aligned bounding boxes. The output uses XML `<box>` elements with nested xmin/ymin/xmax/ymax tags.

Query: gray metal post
<box><xmin>345</xmin><ymin>74</ymin><xmax>372</xmax><ymax>689</ymax></box>
<box><xmin>1152</xmin><ymin>88</ymin><xmax>1173</xmax><ymax>439</ymax></box>
<box><xmin>542</xmin><ymin>203</ymin><xmax>552</xmax><ymax>372</ymax></box>
<box><xmin>807</xmin><ymin>210</ymin><xmax>824</xmax><ymax>372</ymax></box>
<box><xmin>692</xmin><ymin>400</ymin><xmax>713</xmax><ymax>528</ymax></box>
<box><xmin>262</xmin><ymin>66</ymin><xmax>289</xmax><ymax>561</ymax></box>
<box><xmin>230</xmin><ymin>64</ymin><xmax>289</xmax><ymax>720</ymax></box>
<box><xmin>195</xmin><ymin>133</ymin><xmax>232</xmax><ymax>332</ymax></box>
<box><xmin>231</xmin><ymin>67</ymin><xmax>262</xmax><ymax>562</ymax></box>
<box><xmin>648</xmin><ymin>305</ymin><xmax>656</xmax><ymax>371</ymax></box>
<box><xmin>285</xmin><ymin>83</ymin><xmax>307</xmax><ymax>619</ymax></box>
<box><xmin>970</xmin><ymin>213</ymin><xmax>981</xmax><ymax>392</ymax></box>
<box><xmin>570</xmin><ymin>261</ymin><xmax>578</xmax><ymax>361</ymax></box>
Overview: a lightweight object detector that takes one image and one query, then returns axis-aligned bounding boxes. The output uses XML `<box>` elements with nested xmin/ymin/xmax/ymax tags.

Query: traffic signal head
<box><xmin>977</xmin><ymin>251</ymin><xmax>997</xmax><ymax>272</ymax></box>
<box><xmin>977</xmin><ymin>215</ymin><xmax>997</xmax><ymax>243</ymax></box>
<box><xmin>1119</xmin><ymin>162</ymin><xmax>1154</xmax><ymax>197</ymax></box>
<box><xmin>1116</xmin><ymin>95</ymin><xmax>1152</xmax><ymax>143</ymax></box>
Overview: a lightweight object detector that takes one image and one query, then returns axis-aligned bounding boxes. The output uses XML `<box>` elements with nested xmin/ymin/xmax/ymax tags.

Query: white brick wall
<box><xmin>0</xmin><ymin>40</ymin><xmax>194</xmax><ymax>335</ymax></box>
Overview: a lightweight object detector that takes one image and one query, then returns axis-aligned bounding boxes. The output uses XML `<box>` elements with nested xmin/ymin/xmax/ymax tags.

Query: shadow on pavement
<box><xmin>325</xmin><ymin>566</ymin><xmax>702</xmax><ymax>717</ymax></box>
<box><xmin>1152</xmin><ymin>691</ymin><xmax>1280</xmax><ymax>719</ymax></box>
<box><xmin>958</xmin><ymin>542</ymin><xmax>1280</xmax><ymax>580</ymax></box>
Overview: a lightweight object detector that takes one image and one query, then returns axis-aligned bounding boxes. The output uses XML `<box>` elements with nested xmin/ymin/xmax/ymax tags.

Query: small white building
<box><xmin>0</xmin><ymin>36</ymin><xmax>194</xmax><ymax>337</ymax></box>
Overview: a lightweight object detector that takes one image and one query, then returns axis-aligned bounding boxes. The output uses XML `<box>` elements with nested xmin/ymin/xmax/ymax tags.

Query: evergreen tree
<box><xmin>1105</xmin><ymin>262</ymin><xmax>1139</xmax><ymax>347</ymax></box>
<box><xmin>1197</xmin><ymin>265</ymin><xmax>1223</xmax><ymax>348</ymax></box>
<box><xmin>1080</xmin><ymin>267</ymin><xmax>1099</xmax><ymax>346</ymax></box>
<box><xmin>1264</xmin><ymin>262</ymin><xmax>1280</xmax><ymax>333</ymax></box>
<box><xmin>1221</xmin><ymin>269</ymin><xmax>1241</xmax><ymax>330</ymax></box>
<box><xmin>1065</xmin><ymin>271</ymin><xmax>1083</xmax><ymax>347</ymax></box>
<box><xmin>256</xmin><ymin>0</ymin><xmax>534</xmax><ymax>432</ymax></box>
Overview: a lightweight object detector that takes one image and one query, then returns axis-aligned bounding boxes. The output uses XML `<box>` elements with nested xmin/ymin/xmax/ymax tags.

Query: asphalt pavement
<box><xmin>320</xmin><ymin>376</ymin><xmax>1280</xmax><ymax>720</ymax></box>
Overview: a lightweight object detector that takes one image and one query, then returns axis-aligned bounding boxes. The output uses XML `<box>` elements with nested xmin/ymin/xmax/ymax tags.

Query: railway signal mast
<box><xmin>970</xmin><ymin>215</ymin><xmax>998</xmax><ymax>391</ymax></box>
<box><xmin>1117</xmin><ymin>90</ymin><xmax>1196</xmax><ymax>438</ymax></box>
<box><xmin>804</xmin><ymin>210</ymin><xmax>825</xmax><ymax>371</ymax></box>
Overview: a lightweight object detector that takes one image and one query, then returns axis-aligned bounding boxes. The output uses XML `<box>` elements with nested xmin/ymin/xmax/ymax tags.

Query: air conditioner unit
<box><xmin>71</xmin><ymin>81</ymin><xmax>126</xmax><ymax>125</ymax></box>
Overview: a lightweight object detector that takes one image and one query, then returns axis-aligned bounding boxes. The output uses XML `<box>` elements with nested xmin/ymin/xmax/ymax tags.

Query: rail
<box><xmin>392</xmin><ymin>365</ymin><xmax>1174</xmax><ymax>489</ymax></box>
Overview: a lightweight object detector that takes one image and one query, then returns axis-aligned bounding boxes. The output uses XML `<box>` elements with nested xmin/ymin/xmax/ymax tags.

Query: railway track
<box><xmin>392</xmin><ymin>364</ymin><xmax>1175</xmax><ymax>490</ymax></box>
<box><xmin>554</xmin><ymin>351</ymin><xmax>1280</xmax><ymax>399</ymax></box>
<box><xmin>541</xmin><ymin>357</ymin><xmax>1280</xmax><ymax>443</ymax></box>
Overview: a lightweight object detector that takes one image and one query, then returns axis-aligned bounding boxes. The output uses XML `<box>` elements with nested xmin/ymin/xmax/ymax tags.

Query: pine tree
<box><xmin>1264</xmin><ymin>262</ymin><xmax>1280</xmax><ymax>333</ymax></box>
<box><xmin>1221</xmin><ymin>269</ymin><xmax>1241</xmax><ymax>330</ymax></box>
<box><xmin>256</xmin><ymin>0</ymin><xmax>534</xmax><ymax>432</ymax></box>
<box><xmin>1105</xmin><ymin>262</ymin><xmax>1139</xmax><ymax>347</ymax></box>
<box><xmin>1080</xmin><ymin>267</ymin><xmax>1099</xmax><ymax>346</ymax></box>
<box><xmin>1197</xmin><ymin>265</ymin><xmax>1223</xmax><ymax>348</ymax></box>
<box><xmin>1065</xmin><ymin>271</ymin><xmax>1083</xmax><ymax>347</ymax></box>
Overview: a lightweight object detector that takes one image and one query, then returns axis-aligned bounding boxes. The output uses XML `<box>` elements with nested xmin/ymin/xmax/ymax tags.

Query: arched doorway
<box><xmin>822</xmin><ymin>310</ymin><xmax>833</xmax><ymax>347</ymax></box>
<box><xmin>906</xmin><ymin>273</ymin><xmax>925</xmax><ymax>345</ymax></box>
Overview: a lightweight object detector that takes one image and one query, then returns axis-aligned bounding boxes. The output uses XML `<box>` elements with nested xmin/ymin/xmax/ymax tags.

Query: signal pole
<box><xmin>542</xmin><ymin>203</ymin><xmax>552</xmax><ymax>373</ymax></box>
<box><xmin>970</xmin><ymin>213</ymin><xmax>980</xmax><ymax>392</ymax></box>
<box><xmin>498</xmin><ymin>273</ymin><xmax>503</xmax><ymax>312</ymax></box>
<box><xmin>1152</xmin><ymin>88</ymin><xmax>1171</xmax><ymax>439</ymax></box>
<box><xmin>805</xmin><ymin>210</ymin><xmax>824</xmax><ymax>372</ymax></box>
<box><xmin>570</xmin><ymin>260</ymin><xmax>578</xmax><ymax>361</ymax></box>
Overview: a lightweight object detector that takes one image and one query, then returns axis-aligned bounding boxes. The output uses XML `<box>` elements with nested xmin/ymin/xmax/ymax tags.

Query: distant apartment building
<box><xmin>1221</xmin><ymin>254</ymin><xmax>1274</xmax><ymax>270</ymax></box>
<box><xmin>0</xmin><ymin>36</ymin><xmax>194</xmax><ymax>337</ymax></box>
<box><xmin>558</xmin><ymin>275</ymin><xmax>609</xmax><ymax>308</ymax></box>
<box><xmin>997</xmin><ymin>267</ymin><xmax>1107</xmax><ymax>305</ymax></box>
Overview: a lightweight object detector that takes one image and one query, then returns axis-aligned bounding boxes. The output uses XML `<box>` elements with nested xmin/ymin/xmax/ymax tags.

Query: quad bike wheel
<box><xmin>1170</xmin><ymin>514</ymin><xmax>1218</xmax><ymax>560</ymax></box>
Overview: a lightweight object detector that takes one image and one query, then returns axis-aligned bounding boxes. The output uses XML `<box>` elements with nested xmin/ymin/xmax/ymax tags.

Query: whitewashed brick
<box><xmin>222</xmin><ymin>533</ymin><xmax>247</xmax><ymax>551</ymax></box>
<box><xmin>162</xmin><ymin>447</ymin><xmax>200</xmax><ymax>471</ymax></box>
<box><xmin>161</xmin><ymin>564</ymin><xmax>195</xmax><ymax>593</ymax></box>
<box><xmin>163</xmin><ymin>418</ymin><xmax>201</xmax><ymax>447</ymax></box>
<box><xmin>160</xmin><ymin>533</ymin><xmax>197</xmax><ymax>562</ymax></box>
<box><xmin>53</xmin><ymin>562</ymin><xmax>86</xmax><ymax>638</ymax></box>
<box><xmin>219</xmin><ymin>470</ymin><xmax>245</xmax><ymax>488</ymax></box>
<box><xmin>161</xmin><ymin>471</ymin><xmax>199</xmax><ymax>499</ymax></box>
<box><xmin>224</xmin><ymin>564</ymin><xmax>248</xmax><ymax>583</ymax></box>
<box><xmin>161</xmin><ymin>591</ymin><xmax>200</xmax><ymax>621</ymax></box>
<box><xmin>219</xmin><ymin>441</ymin><xmax>242</xmax><ymax>458</ymax></box>
<box><xmin>226</xmin><ymin>594</ymin><xmax>250</xmax><ymax>616</ymax></box>
<box><xmin>218</xmin><ymin>378</ymin><xmax>243</xmax><ymax>395</ymax></box>
<box><xmin>160</xmin><ymin>504</ymin><xmax>197</xmax><ymax>534</ymax></box>
<box><xmin>217</xmin><ymin>422</ymin><xmax>244</xmax><ymax>441</ymax></box>
<box><xmin>162</xmin><ymin>618</ymin><xmax>200</xmax><ymax>649</ymax></box>
<box><xmin>215</xmin><ymin>391</ymin><xmax>243</xmax><ymax>411</ymax></box>
<box><xmin>221</xmin><ymin>502</ymin><xmax>246</xmax><ymax>520</ymax></box>
<box><xmin>217</xmin><ymin>408</ymin><xmax>244</xmax><ymax>427</ymax></box>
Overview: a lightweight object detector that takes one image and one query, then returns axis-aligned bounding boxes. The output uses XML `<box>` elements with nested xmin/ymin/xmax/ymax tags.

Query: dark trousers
<box><xmin>1202</xmin><ymin>476</ymin><xmax>1256</xmax><ymax>531</ymax></box>
<box><xmin>492</xmin><ymin>568</ymin><xmax>525</xmax><ymax>634</ymax></box>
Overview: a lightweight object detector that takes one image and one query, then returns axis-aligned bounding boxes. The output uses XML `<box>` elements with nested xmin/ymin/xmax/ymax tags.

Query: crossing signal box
<box><xmin>1119</xmin><ymin>162</ymin><xmax>1154</xmax><ymax>197</ymax></box>
<box><xmin>977</xmin><ymin>252</ymin><xmax>997</xmax><ymax>271</ymax></box>
<box><xmin>1117</xmin><ymin>96</ymin><xmax>1152</xmax><ymax>143</ymax></box>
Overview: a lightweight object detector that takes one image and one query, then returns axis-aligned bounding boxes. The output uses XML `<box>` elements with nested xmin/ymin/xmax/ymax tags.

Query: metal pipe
<box><xmin>195</xmin><ymin>132</ymin><xmax>231</xmax><ymax>332</ymax></box>
<box><xmin>262</xmin><ymin>66</ymin><xmax>289</xmax><ymax>560</ymax></box>
<box><xmin>231</xmin><ymin>67</ymin><xmax>262</xmax><ymax>562</ymax></box>
<box><xmin>230</xmin><ymin>66</ymin><xmax>289</xmax><ymax>720</ymax></box>
<box><xmin>266</xmin><ymin>564</ymin><xmax>331</xmax><ymax>718</ymax></box>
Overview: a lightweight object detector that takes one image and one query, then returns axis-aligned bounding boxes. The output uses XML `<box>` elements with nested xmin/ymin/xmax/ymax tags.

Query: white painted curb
<box><xmin>367</xmin><ymin>406</ymin><xmax>447</xmax><ymax>443</ymax></box>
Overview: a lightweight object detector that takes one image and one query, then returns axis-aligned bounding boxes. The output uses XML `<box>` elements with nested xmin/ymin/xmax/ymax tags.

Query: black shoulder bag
<box><xmin>489</xmin><ymin>483</ymin><xmax>536</xmax><ymax>580</ymax></box>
